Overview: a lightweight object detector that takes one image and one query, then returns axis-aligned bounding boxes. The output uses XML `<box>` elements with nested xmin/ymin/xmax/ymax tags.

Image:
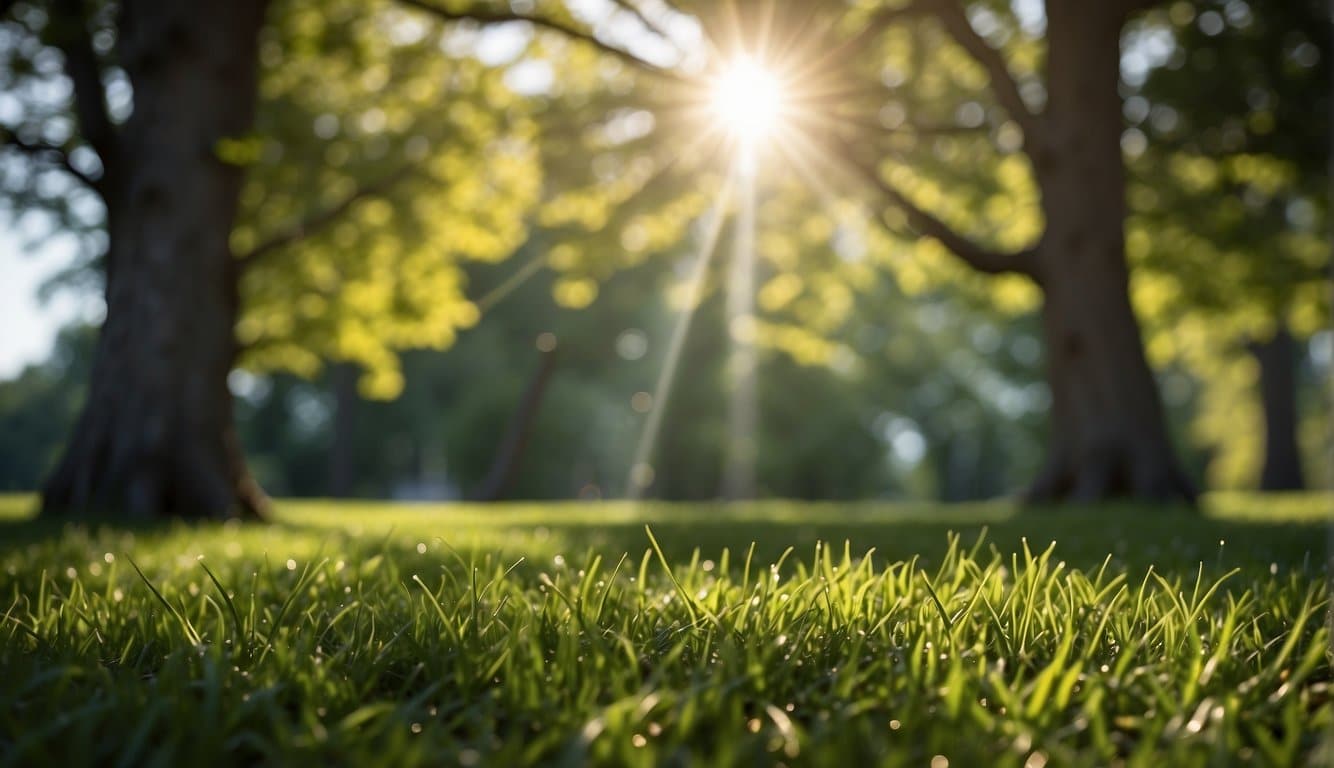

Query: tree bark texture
<box><xmin>42</xmin><ymin>0</ymin><xmax>270</xmax><ymax>520</ymax></box>
<box><xmin>1251</xmin><ymin>327</ymin><xmax>1306</xmax><ymax>491</ymax></box>
<box><xmin>1024</xmin><ymin>2</ymin><xmax>1196</xmax><ymax>503</ymax></box>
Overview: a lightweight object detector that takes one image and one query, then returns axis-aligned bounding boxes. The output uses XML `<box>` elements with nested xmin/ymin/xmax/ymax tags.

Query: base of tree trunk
<box><xmin>40</xmin><ymin>328</ymin><xmax>270</xmax><ymax>523</ymax></box>
<box><xmin>41</xmin><ymin>418</ymin><xmax>270</xmax><ymax>522</ymax></box>
<box><xmin>1023</xmin><ymin>447</ymin><xmax>1197</xmax><ymax>505</ymax></box>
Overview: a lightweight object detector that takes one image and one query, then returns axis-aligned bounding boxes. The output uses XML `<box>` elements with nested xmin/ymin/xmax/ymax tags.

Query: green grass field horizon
<box><xmin>1</xmin><ymin>493</ymin><xmax>1330</xmax><ymax>765</ymax></box>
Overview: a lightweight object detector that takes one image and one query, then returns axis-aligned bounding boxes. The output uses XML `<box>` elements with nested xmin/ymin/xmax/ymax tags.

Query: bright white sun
<box><xmin>709</xmin><ymin>58</ymin><xmax>785</xmax><ymax>145</ymax></box>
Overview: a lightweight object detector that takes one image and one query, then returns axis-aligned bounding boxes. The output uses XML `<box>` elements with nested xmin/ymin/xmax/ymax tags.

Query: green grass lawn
<box><xmin>0</xmin><ymin>493</ymin><xmax>1330</xmax><ymax>766</ymax></box>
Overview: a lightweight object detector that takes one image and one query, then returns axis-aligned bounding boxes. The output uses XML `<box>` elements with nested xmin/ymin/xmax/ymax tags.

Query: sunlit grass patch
<box><xmin>0</xmin><ymin>495</ymin><xmax>1330</xmax><ymax>765</ymax></box>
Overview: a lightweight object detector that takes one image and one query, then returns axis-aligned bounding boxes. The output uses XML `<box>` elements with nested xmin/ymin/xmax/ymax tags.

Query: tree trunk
<box><xmin>1251</xmin><ymin>327</ymin><xmax>1306</xmax><ymax>491</ymax></box>
<box><xmin>42</xmin><ymin>1</ymin><xmax>270</xmax><ymax>520</ymax></box>
<box><xmin>471</xmin><ymin>349</ymin><xmax>558</xmax><ymax>502</ymax></box>
<box><xmin>1024</xmin><ymin>1</ymin><xmax>1195</xmax><ymax>503</ymax></box>
<box><xmin>327</xmin><ymin>363</ymin><xmax>359</xmax><ymax>498</ymax></box>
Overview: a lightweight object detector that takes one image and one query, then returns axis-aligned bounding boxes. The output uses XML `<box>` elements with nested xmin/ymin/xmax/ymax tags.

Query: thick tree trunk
<box><xmin>42</xmin><ymin>1</ymin><xmax>270</xmax><ymax>520</ymax></box>
<box><xmin>1024</xmin><ymin>2</ymin><xmax>1195</xmax><ymax>503</ymax></box>
<box><xmin>1251</xmin><ymin>327</ymin><xmax>1306</xmax><ymax>491</ymax></box>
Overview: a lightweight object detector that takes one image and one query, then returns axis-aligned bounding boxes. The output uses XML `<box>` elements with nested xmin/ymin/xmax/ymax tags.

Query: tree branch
<box><xmin>608</xmin><ymin>0</ymin><xmax>679</xmax><ymax>51</ymax></box>
<box><xmin>832</xmin><ymin>137</ymin><xmax>1037</xmax><ymax>277</ymax></box>
<box><xmin>49</xmin><ymin>0</ymin><xmax>117</xmax><ymax>168</ymax></box>
<box><xmin>397</xmin><ymin>0</ymin><xmax>691</xmax><ymax>85</ymax></box>
<box><xmin>921</xmin><ymin>0</ymin><xmax>1042</xmax><ymax>148</ymax></box>
<box><xmin>1</xmin><ymin>128</ymin><xmax>102</xmax><ymax>194</ymax></box>
<box><xmin>237</xmin><ymin>165</ymin><xmax>416</xmax><ymax>266</ymax></box>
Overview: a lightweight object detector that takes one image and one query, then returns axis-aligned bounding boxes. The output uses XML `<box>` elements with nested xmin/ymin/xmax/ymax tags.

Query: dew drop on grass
<box><xmin>888</xmin><ymin>719</ymin><xmax>901</xmax><ymax>730</ymax></box>
<box><xmin>286</xmin><ymin>559</ymin><xmax>297</xmax><ymax>571</ymax></box>
<box><xmin>931</xmin><ymin>755</ymin><xmax>949</xmax><ymax>768</ymax></box>
<box><xmin>632</xmin><ymin>734</ymin><xmax>647</xmax><ymax>748</ymax></box>
<box><xmin>104</xmin><ymin>552</ymin><xmax>115</xmax><ymax>563</ymax></box>
<box><xmin>411</xmin><ymin>723</ymin><xmax>423</xmax><ymax>734</ymax></box>
<box><xmin>416</xmin><ymin>543</ymin><xmax>427</xmax><ymax>554</ymax></box>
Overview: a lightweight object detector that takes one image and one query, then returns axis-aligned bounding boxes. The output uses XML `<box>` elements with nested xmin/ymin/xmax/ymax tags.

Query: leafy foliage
<box><xmin>236</xmin><ymin>0</ymin><xmax>542</xmax><ymax>398</ymax></box>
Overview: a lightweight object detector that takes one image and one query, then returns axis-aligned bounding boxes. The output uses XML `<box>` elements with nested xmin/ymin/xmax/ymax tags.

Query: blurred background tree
<box><xmin>1126</xmin><ymin>0</ymin><xmax>1329</xmax><ymax>491</ymax></box>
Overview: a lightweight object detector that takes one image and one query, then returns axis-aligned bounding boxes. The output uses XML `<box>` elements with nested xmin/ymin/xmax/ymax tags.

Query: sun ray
<box><xmin>473</xmin><ymin>248</ymin><xmax>550</xmax><ymax>315</ymax></box>
<box><xmin>769</xmin><ymin>127</ymin><xmax>854</xmax><ymax>216</ymax></box>
<box><xmin>779</xmin><ymin>13</ymin><xmax>896</xmax><ymax>92</ymax></box>
<box><xmin>723</xmin><ymin>162</ymin><xmax>759</xmax><ymax>499</ymax></box>
<box><xmin>626</xmin><ymin>175</ymin><xmax>736</xmax><ymax>500</ymax></box>
<box><xmin>753</xmin><ymin>0</ymin><xmax>779</xmax><ymax>64</ymax></box>
<box><xmin>759</xmin><ymin>3</ymin><xmax>837</xmax><ymax>85</ymax></box>
<box><xmin>623</xmin><ymin>26</ymin><xmax>910</xmax><ymax>501</ymax></box>
<box><xmin>715</xmin><ymin>0</ymin><xmax>746</xmax><ymax>63</ymax></box>
<box><xmin>773</xmin><ymin>120</ymin><xmax>919</xmax><ymax>246</ymax></box>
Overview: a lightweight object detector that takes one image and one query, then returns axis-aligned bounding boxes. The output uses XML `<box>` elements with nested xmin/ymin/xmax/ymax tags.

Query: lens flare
<box><xmin>709</xmin><ymin>58</ymin><xmax>785</xmax><ymax>146</ymax></box>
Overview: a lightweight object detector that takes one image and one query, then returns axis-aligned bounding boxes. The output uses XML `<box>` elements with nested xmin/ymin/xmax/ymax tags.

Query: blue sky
<box><xmin>0</xmin><ymin>226</ymin><xmax>93</xmax><ymax>379</ymax></box>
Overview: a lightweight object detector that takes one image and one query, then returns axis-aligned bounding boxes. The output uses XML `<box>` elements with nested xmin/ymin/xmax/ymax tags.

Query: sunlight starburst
<box><xmin>709</xmin><ymin>58</ymin><xmax>786</xmax><ymax>152</ymax></box>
